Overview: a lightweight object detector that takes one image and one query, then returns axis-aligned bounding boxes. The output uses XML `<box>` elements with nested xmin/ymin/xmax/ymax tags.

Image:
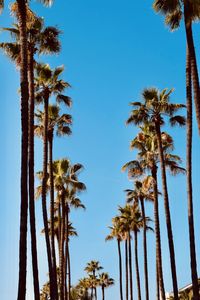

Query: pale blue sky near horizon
<box><xmin>0</xmin><ymin>0</ymin><xmax>200</xmax><ymax>299</ymax></box>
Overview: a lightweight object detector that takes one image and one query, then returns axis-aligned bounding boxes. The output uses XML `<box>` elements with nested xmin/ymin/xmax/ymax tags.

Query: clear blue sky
<box><xmin>0</xmin><ymin>0</ymin><xmax>200</xmax><ymax>299</ymax></box>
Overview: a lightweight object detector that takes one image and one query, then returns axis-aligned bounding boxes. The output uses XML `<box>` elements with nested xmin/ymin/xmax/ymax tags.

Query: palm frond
<box><xmin>56</xmin><ymin>94</ymin><xmax>72</xmax><ymax>107</ymax></box>
<box><xmin>170</xmin><ymin>115</ymin><xmax>186</xmax><ymax>127</ymax></box>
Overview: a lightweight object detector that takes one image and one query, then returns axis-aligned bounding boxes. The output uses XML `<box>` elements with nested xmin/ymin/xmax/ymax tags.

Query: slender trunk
<box><xmin>64</xmin><ymin>217</ymin><xmax>68</xmax><ymax>300</ymax></box>
<box><xmin>59</xmin><ymin>192</ymin><xmax>66</xmax><ymax>300</ymax></box>
<box><xmin>93</xmin><ymin>270</ymin><xmax>97</xmax><ymax>300</ymax></box>
<box><xmin>140</xmin><ymin>197</ymin><xmax>149</xmax><ymax>300</ymax></box>
<box><xmin>186</xmin><ymin>47</ymin><xmax>200</xmax><ymax>300</ymax></box>
<box><xmin>102</xmin><ymin>286</ymin><xmax>105</xmax><ymax>300</ymax></box>
<box><xmin>151</xmin><ymin>166</ymin><xmax>165</xmax><ymax>300</ymax></box>
<box><xmin>134</xmin><ymin>231</ymin><xmax>141</xmax><ymax>300</ymax></box>
<box><xmin>125</xmin><ymin>240</ymin><xmax>129</xmax><ymax>300</ymax></box>
<box><xmin>155</xmin><ymin>122</ymin><xmax>178</xmax><ymax>300</ymax></box>
<box><xmin>66</xmin><ymin>205</ymin><xmax>71</xmax><ymax>300</ymax></box>
<box><xmin>49</xmin><ymin>134</ymin><xmax>59</xmax><ymax>300</ymax></box>
<box><xmin>128</xmin><ymin>232</ymin><xmax>133</xmax><ymax>300</ymax></box>
<box><xmin>117</xmin><ymin>240</ymin><xmax>124</xmax><ymax>300</ymax></box>
<box><xmin>42</xmin><ymin>94</ymin><xmax>54</xmax><ymax>299</ymax></box>
<box><xmin>28</xmin><ymin>47</ymin><xmax>40</xmax><ymax>300</ymax></box>
<box><xmin>156</xmin><ymin>253</ymin><xmax>160</xmax><ymax>300</ymax></box>
<box><xmin>184</xmin><ymin>2</ymin><xmax>200</xmax><ymax>135</ymax></box>
<box><xmin>17</xmin><ymin>1</ymin><xmax>29</xmax><ymax>299</ymax></box>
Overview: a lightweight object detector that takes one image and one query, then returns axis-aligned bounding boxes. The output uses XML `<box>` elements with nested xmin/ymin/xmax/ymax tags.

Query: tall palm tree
<box><xmin>11</xmin><ymin>2</ymin><xmax>29</xmax><ymax>299</ymax></box>
<box><xmin>125</xmin><ymin>179</ymin><xmax>154</xmax><ymax>300</ymax></box>
<box><xmin>34</xmin><ymin>63</ymin><xmax>71</xmax><ymax>299</ymax></box>
<box><xmin>185</xmin><ymin>47</ymin><xmax>199</xmax><ymax>300</ymax></box>
<box><xmin>0</xmin><ymin>16</ymin><xmax>62</xmax><ymax>300</ymax></box>
<box><xmin>98</xmin><ymin>273</ymin><xmax>114</xmax><ymax>300</ymax></box>
<box><xmin>106</xmin><ymin>217</ymin><xmax>124</xmax><ymax>300</ymax></box>
<box><xmin>85</xmin><ymin>261</ymin><xmax>103</xmax><ymax>300</ymax></box>
<box><xmin>35</xmin><ymin>103</ymin><xmax>72</xmax><ymax>299</ymax></box>
<box><xmin>153</xmin><ymin>0</ymin><xmax>200</xmax><ymax>135</ymax></box>
<box><xmin>123</xmin><ymin>123</ymin><xmax>185</xmax><ymax>300</ymax></box>
<box><xmin>126</xmin><ymin>88</ymin><xmax>185</xmax><ymax>300</ymax></box>
<box><xmin>52</xmin><ymin>159</ymin><xmax>86</xmax><ymax>300</ymax></box>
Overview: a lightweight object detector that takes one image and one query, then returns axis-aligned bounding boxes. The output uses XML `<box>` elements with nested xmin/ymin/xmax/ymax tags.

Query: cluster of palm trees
<box><xmin>70</xmin><ymin>260</ymin><xmax>114</xmax><ymax>300</ymax></box>
<box><xmin>0</xmin><ymin>1</ymin><xmax>87</xmax><ymax>300</ymax></box>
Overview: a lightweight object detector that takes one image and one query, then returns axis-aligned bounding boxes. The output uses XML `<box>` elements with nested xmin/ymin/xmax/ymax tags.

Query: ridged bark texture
<box><xmin>128</xmin><ymin>232</ymin><xmax>133</xmax><ymax>300</ymax></box>
<box><xmin>140</xmin><ymin>197</ymin><xmax>149</xmax><ymax>300</ymax></box>
<box><xmin>184</xmin><ymin>2</ymin><xmax>200</xmax><ymax>135</ymax></box>
<box><xmin>17</xmin><ymin>1</ymin><xmax>29</xmax><ymax>299</ymax></box>
<box><xmin>28</xmin><ymin>47</ymin><xmax>40</xmax><ymax>300</ymax></box>
<box><xmin>42</xmin><ymin>95</ymin><xmax>54</xmax><ymax>299</ymax></box>
<box><xmin>125</xmin><ymin>240</ymin><xmax>129</xmax><ymax>300</ymax></box>
<box><xmin>155</xmin><ymin>122</ymin><xmax>178</xmax><ymax>300</ymax></box>
<box><xmin>186</xmin><ymin>47</ymin><xmax>200</xmax><ymax>300</ymax></box>
<box><xmin>151</xmin><ymin>166</ymin><xmax>165</xmax><ymax>300</ymax></box>
<box><xmin>117</xmin><ymin>240</ymin><xmax>123</xmax><ymax>300</ymax></box>
<box><xmin>134</xmin><ymin>231</ymin><xmax>141</xmax><ymax>300</ymax></box>
<box><xmin>49</xmin><ymin>134</ymin><xmax>59</xmax><ymax>300</ymax></box>
<box><xmin>59</xmin><ymin>193</ymin><xmax>66</xmax><ymax>300</ymax></box>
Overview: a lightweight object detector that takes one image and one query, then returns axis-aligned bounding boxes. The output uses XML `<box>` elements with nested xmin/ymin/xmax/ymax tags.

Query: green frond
<box><xmin>0</xmin><ymin>42</ymin><xmax>20</xmax><ymax>63</ymax></box>
<box><xmin>170</xmin><ymin>115</ymin><xmax>186</xmax><ymax>127</ymax></box>
<box><xmin>153</xmin><ymin>0</ymin><xmax>180</xmax><ymax>15</ymax></box>
<box><xmin>56</xmin><ymin>94</ymin><xmax>72</xmax><ymax>107</ymax></box>
<box><xmin>165</xmin><ymin>9</ymin><xmax>182</xmax><ymax>30</ymax></box>
<box><xmin>39</xmin><ymin>26</ymin><xmax>61</xmax><ymax>55</ymax></box>
<box><xmin>57</xmin><ymin>126</ymin><xmax>72</xmax><ymax>136</ymax></box>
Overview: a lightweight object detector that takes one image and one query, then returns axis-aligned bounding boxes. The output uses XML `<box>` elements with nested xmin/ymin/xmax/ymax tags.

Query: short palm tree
<box><xmin>85</xmin><ymin>261</ymin><xmax>103</xmax><ymax>300</ymax></box>
<box><xmin>126</xmin><ymin>88</ymin><xmax>185</xmax><ymax>300</ymax></box>
<box><xmin>98</xmin><ymin>273</ymin><xmax>114</xmax><ymax>300</ymax></box>
<box><xmin>106</xmin><ymin>217</ymin><xmax>124</xmax><ymax>300</ymax></box>
<box><xmin>125</xmin><ymin>179</ymin><xmax>154</xmax><ymax>300</ymax></box>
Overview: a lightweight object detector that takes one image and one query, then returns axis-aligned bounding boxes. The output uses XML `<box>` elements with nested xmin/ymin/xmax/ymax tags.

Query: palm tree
<box><xmin>0</xmin><ymin>15</ymin><xmax>62</xmax><ymax>300</ymax></box>
<box><xmin>125</xmin><ymin>178</ymin><xmax>154</xmax><ymax>300</ymax></box>
<box><xmin>185</xmin><ymin>47</ymin><xmax>199</xmax><ymax>300</ymax></box>
<box><xmin>106</xmin><ymin>217</ymin><xmax>124</xmax><ymax>300</ymax></box>
<box><xmin>118</xmin><ymin>206</ymin><xmax>133</xmax><ymax>300</ymax></box>
<box><xmin>34</xmin><ymin>63</ymin><xmax>71</xmax><ymax>299</ymax></box>
<box><xmin>98</xmin><ymin>273</ymin><xmax>114</xmax><ymax>300</ymax></box>
<box><xmin>0</xmin><ymin>0</ymin><xmax>4</xmax><ymax>14</ymax></box>
<box><xmin>85</xmin><ymin>261</ymin><xmax>103</xmax><ymax>300</ymax></box>
<box><xmin>153</xmin><ymin>0</ymin><xmax>200</xmax><ymax>135</ymax></box>
<box><xmin>52</xmin><ymin>159</ymin><xmax>86</xmax><ymax>300</ymax></box>
<box><xmin>11</xmin><ymin>2</ymin><xmax>29</xmax><ymax>299</ymax></box>
<box><xmin>35</xmin><ymin>103</ymin><xmax>72</xmax><ymax>299</ymax></box>
<box><xmin>126</xmin><ymin>88</ymin><xmax>185</xmax><ymax>300</ymax></box>
<box><xmin>123</xmin><ymin>123</ymin><xmax>185</xmax><ymax>300</ymax></box>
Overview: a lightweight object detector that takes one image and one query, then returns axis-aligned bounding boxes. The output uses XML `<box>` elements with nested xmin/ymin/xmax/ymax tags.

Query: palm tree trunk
<box><xmin>184</xmin><ymin>2</ymin><xmax>200</xmax><ymax>135</ymax></box>
<box><xmin>102</xmin><ymin>286</ymin><xmax>105</xmax><ymax>300</ymax></box>
<box><xmin>117</xmin><ymin>239</ymin><xmax>124</xmax><ymax>300</ymax></box>
<box><xmin>140</xmin><ymin>197</ymin><xmax>149</xmax><ymax>300</ymax></box>
<box><xmin>48</xmin><ymin>134</ymin><xmax>59</xmax><ymax>300</ymax></box>
<box><xmin>151</xmin><ymin>165</ymin><xmax>165</xmax><ymax>300</ymax></box>
<box><xmin>42</xmin><ymin>94</ymin><xmax>54</xmax><ymax>299</ymax></box>
<box><xmin>155</xmin><ymin>122</ymin><xmax>178</xmax><ymax>300</ymax></box>
<box><xmin>128</xmin><ymin>232</ymin><xmax>133</xmax><ymax>300</ymax></box>
<box><xmin>134</xmin><ymin>231</ymin><xmax>141</xmax><ymax>300</ymax></box>
<box><xmin>28</xmin><ymin>46</ymin><xmax>40</xmax><ymax>300</ymax></box>
<box><xmin>185</xmin><ymin>47</ymin><xmax>200</xmax><ymax>300</ymax></box>
<box><xmin>125</xmin><ymin>240</ymin><xmax>129</xmax><ymax>300</ymax></box>
<box><xmin>66</xmin><ymin>204</ymin><xmax>71</xmax><ymax>300</ymax></box>
<box><xmin>156</xmin><ymin>256</ymin><xmax>160</xmax><ymax>300</ymax></box>
<box><xmin>17</xmin><ymin>1</ymin><xmax>29</xmax><ymax>299</ymax></box>
<box><xmin>59</xmin><ymin>192</ymin><xmax>66</xmax><ymax>300</ymax></box>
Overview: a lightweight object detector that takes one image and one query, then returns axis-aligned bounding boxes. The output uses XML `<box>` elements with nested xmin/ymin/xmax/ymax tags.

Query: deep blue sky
<box><xmin>0</xmin><ymin>1</ymin><xmax>200</xmax><ymax>299</ymax></box>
